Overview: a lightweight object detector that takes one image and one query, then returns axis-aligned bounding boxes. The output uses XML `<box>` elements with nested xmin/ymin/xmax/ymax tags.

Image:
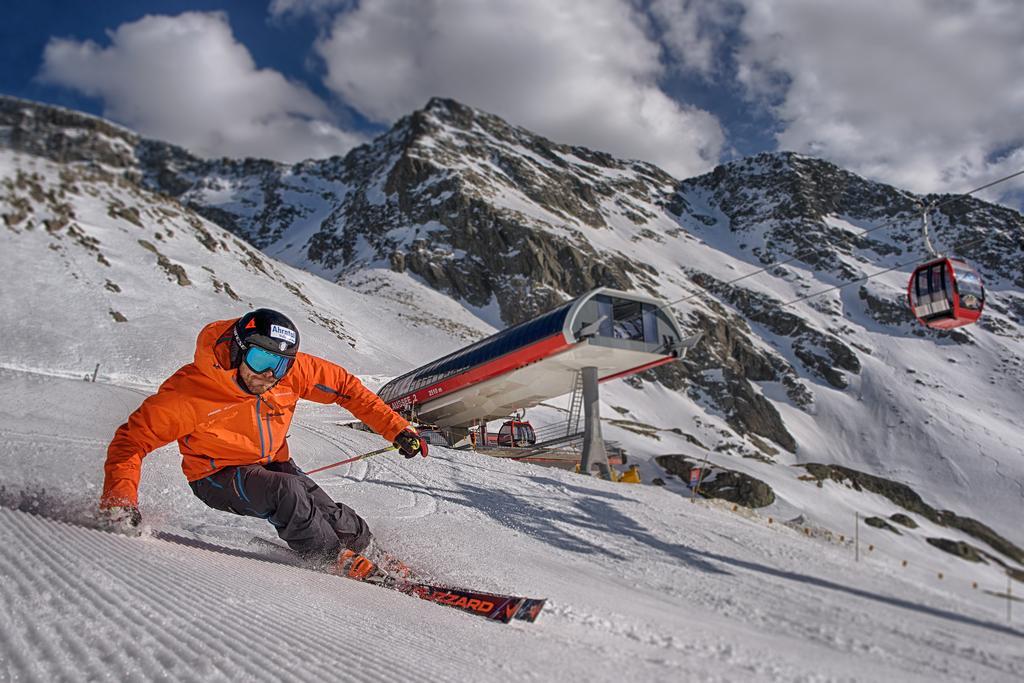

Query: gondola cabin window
<box><xmin>957</xmin><ymin>270</ymin><xmax>984</xmax><ymax>310</ymax></box>
<box><xmin>907</xmin><ymin>257</ymin><xmax>985</xmax><ymax>329</ymax></box>
<box><xmin>497</xmin><ymin>420</ymin><xmax>536</xmax><ymax>447</ymax></box>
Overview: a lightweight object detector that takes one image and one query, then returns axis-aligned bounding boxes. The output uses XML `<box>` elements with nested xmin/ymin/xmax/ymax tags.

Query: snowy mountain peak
<box><xmin>3</xmin><ymin>95</ymin><xmax>1024</xmax><ymax>596</ymax></box>
<box><xmin>0</xmin><ymin>95</ymin><xmax>142</xmax><ymax>170</ymax></box>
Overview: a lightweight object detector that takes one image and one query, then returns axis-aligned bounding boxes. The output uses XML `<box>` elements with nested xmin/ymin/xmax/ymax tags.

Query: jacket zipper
<box><xmin>255</xmin><ymin>397</ymin><xmax>267</xmax><ymax>463</ymax></box>
<box><xmin>265</xmin><ymin>402</ymin><xmax>274</xmax><ymax>463</ymax></box>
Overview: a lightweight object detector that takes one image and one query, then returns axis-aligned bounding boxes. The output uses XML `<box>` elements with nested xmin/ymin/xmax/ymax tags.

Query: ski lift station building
<box><xmin>377</xmin><ymin>287</ymin><xmax>697</xmax><ymax>431</ymax></box>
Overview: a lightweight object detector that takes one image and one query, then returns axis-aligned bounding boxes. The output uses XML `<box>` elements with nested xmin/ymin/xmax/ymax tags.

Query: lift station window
<box><xmin>612</xmin><ymin>300</ymin><xmax>644</xmax><ymax>340</ymax></box>
<box><xmin>594</xmin><ymin>296</ymin><xmax>660</xmax><ymax>343</ymax></box>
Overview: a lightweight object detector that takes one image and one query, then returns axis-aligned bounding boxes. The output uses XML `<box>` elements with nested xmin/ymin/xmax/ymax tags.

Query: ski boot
<box><xmin>335</xmin><ymin>540</ymin><xmax>414</xmax><ymax>582</ymax></box>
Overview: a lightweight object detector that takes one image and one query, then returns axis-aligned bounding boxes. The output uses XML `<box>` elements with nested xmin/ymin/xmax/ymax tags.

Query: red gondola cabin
<box><xmin>907</xmin><ymin>257</ymin><xmax>985</xmax><ymax>329</ymax></box>
<box><xmin>497</xmin><ymin>420</ymin><xmax>536</xmax><ymax>447</ymax></box>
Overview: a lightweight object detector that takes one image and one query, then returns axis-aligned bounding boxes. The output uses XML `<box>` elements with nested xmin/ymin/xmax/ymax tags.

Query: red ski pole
<box><xmin>305</xmin><ymin>445</ymin><xmax>398</xmax><ymax>475</ymax></box>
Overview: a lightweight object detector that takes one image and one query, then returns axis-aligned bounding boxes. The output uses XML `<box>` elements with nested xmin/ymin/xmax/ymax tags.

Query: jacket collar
<box><xmin>194</xmin><ymin>319</ymin><xmax>250</xmax><ymax>399</ymax></box>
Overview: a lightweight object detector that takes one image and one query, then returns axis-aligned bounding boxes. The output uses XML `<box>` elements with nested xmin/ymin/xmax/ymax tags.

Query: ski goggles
<box><xmin>243</xmin><ymin>345</ymin><xmax>295</xmax><ymax>379</ymax></box>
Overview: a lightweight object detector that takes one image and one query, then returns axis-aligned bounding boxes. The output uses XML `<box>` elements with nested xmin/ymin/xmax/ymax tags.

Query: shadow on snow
<box><xmin>366</xmin><ymin>474</ymin><xmax>1023</xmax><ymax>640</ymax></box>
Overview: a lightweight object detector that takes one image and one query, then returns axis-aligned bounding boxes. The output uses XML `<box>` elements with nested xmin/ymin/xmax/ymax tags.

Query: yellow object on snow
<box><xmin>576</xmin><ymin>463</ymin><xmax>641</xmax><ymax>483</ymax></box>
<box><xmin>618</xmin><ymin>465</ymin><xmax>641</xmax><ymax>484</ymax></box>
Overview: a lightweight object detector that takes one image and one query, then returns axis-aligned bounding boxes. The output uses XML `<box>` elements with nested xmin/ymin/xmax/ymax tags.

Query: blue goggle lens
<box><xmin>243</xmin><ymin>346</ymin><xmax>294</xmax><ymax>379</ymax></box>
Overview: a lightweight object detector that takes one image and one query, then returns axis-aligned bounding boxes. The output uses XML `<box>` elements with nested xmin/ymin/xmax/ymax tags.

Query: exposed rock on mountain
<box><xmin>864</xmin><ymin>516</ymin><xmax>902</xmax><ymax>534</ymax></box>
<box><xmin>926</xmin><ymin>537</ymin><xmax>986</xmax><ymax>563</ymax></box>
<box><xmin>800</xmin><ymin>463</ymin><xmax>1024</xmax><ymax>563</ymax></box>
<box><xmin>656</xmin><ymin>454</ymin><xmax>776</xmax><ymax>508</ymax></box>
<box><xmin>3</xmin><ymin>93</ymin><xmax>1023</xmax><ymax>458</ymax></box>
<box><xmin>890</xmin><ymin>513</ymin><xmax>918</xmax><ymax>529</ymax></box>
<box><xmin>3</xmin><ymin>93</ymin><xmax>1024</xmax><ymax>577</ymax></box>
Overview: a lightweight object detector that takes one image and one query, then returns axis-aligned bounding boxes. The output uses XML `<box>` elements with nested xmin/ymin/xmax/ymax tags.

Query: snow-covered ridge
<box><xmin>2</xmin><ymin>94</ymin><xmax>1023</xmax><ymax>632</ymax></box>
<box><xmin>0</xmin><ymin>148</ymin><xmax>493</xmax><ymax>383</ymax></box>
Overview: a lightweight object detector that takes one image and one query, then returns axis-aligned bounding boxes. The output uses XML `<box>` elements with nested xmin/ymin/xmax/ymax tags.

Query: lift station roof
<box><xmin>377</xmin><ymin>288</ymin><xmax>697</xmax><ymax>428</ymax></box>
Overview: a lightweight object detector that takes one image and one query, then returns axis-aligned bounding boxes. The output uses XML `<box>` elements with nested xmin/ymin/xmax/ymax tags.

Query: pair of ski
<box><xmin>154</xmin><ymin>531</ymin><xmax>545</xmax><ymax>624</ymax></box>
<box><xmin>374</xmin><ymin>573</ymin><xmax>546</xmax><ymax>624</ymax></box>
<box><xmin>257</xmin><ymin>534</ymin><xmax>546</xmax><ymax>624</ymax></box>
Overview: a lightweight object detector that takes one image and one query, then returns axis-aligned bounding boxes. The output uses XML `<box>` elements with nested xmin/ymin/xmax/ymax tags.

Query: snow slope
<box><xmin>2</xmin><ymin>127</ymin><xmax>1023</xmax><ymax>681</ymax></box>
<box><xmin>209</xmin><ymin>104</ymin><xmax>1024</xmax><ymax>557</ymax></box>
<box><xmin>1</xmin><ymin>368</ymin><xmax>1022</xmax><ymax>682</ymax></box>
<box><xmin>5</xmin><ymin>99</ymin><xmax>1024</xmax><ymax>560</ymax></box>
<box><xmin>0</xmin><ymin>150</ymin><xmax>493</xmax><ymax>384</ymax></box>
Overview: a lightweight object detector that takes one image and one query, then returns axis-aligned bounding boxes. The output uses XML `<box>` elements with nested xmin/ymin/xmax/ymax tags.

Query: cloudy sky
<box><xmin>4</xmin><ymin>0</ymin><xmax>1023</xmax><ymax>205</ymax></box>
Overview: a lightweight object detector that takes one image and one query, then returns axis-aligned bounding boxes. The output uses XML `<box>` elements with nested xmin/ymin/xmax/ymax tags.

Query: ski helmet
<box><xmin>230</xmin><ymin>308</ymin><xmax>300</xmax><ymax>369</ymax></box>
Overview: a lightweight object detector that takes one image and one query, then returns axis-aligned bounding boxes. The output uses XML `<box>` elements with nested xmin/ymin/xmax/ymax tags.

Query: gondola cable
<box><xmin>655</xmin><ymin>166</ymin><xmax>1024</xmax><ymax>314</ymax></box>
<box><xmin>778</xmin><ymin>231</ymin><xmax>993</xmax><ymax>309</ymax></box>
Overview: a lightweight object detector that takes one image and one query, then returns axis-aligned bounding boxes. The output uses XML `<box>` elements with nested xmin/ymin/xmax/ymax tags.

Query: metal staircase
<box><xmin>565</xmin><ymin>370</ymin><xmax>584</xmax><ymax>437</ymax></box>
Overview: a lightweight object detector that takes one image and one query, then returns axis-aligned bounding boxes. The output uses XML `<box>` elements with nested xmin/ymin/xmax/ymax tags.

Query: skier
<box><xmin>99</xmin><ymin>308</ymin><xmax>427</xmax><ymax>578</ymax></box>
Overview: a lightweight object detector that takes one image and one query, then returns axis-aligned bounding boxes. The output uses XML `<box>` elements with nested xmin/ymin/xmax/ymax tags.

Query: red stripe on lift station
<box><xmin>392</xmin><ymin>334</ymin><xmax>575</xmax><ymax>409</ymax></box>
<box><xmin>599</xmin><ymin>355</ymin><xmax>677</xmax><ymax>384</ymax></box>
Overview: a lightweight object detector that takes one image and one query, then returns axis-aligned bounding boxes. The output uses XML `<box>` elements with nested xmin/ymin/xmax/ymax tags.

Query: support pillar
<box><xmin>580</xmin><ymin>366</ymin><xmax>612</xmax><ymax>479</ymax></box>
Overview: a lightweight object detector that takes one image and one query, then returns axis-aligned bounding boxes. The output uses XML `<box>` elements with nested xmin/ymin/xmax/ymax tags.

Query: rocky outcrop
<box><xmin>690</xmin><ymin>271</ymin><xmax>860</xmax><ymax>390</ymax></box>
<box><xmin>890</xmin><ymin>513</ymin><xmax>918</xmax><ymax>528</ymax></box>
<box><xmin>656</xmin><ymin>454</ymin><xmax>775</xmax><ymax>508</ymax></box>
<box><xmin>4</xmin><ymin>93</ymin><xmax>1024</xmax><ymax>477</ymax></box>
<box><xmin>865</xmin><ymin>516</ymin><xmax>901</xmax><ymax>534</ymax></box>
<box><xmin>926</xmin><ymin>538</ymin><xmax>986</xmax><ymax>563</ymax></box>
<box><xmin>698</xmin><ymin>469</ymin><xmax>776</xmax><ymax>508</ymax></box>
<box><xmin>644</xmin><ymin>303</ymin><xmax>802</xmax><ymax>452</ymax></box>
<box><xmin>300</xmin><ymin>99</ymin><xmax>673</xmax><ymax>323</ymax></box>
<box><xmin>675</xmin><ymin>153</ymin><xmax>914</xmax><ymax>276</ymax></box>
<box><xmin>0</xmin><ymin>96</ymin><xmax>140</xmax><ymax>168</ymax></box>
<box><xmin>801</xmin><ymin>463</ymin><xmax>1024</xmax><ymax>563</ymax></box>
<box><xmin>859</xmin><ymin>286</ymin><xmax>914</xmax><ymax>326</ymax></box>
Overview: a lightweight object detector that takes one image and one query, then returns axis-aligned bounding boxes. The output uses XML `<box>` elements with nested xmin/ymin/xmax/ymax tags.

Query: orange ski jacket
<box><xmin>101</xmin><ymin>318</ymin><xmax>410</xmax><ymax>507</ymax></box>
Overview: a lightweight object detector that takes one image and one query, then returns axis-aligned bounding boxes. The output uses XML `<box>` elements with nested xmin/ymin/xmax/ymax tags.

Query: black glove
<box><xmin>393</xmin><ymin>428</ymin><xmax>428</xmax><ymax>459</ymax></box>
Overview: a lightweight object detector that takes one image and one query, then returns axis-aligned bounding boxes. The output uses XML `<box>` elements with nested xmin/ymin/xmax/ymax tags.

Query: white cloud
<box><xmin>39</xmin><ymin>12</ymin><xmax>363</xmax><ymax>163</ymax></box>
<box><xmin>268</xmin><ymin>0</ymin><xmax>352</xmax><ymax>21</ymax></box>
<box><xmin>647</xmin><ymin>0</ymin><xmax>741</xmax><ymax>79</ymax></box>
<box><xmin>732</xmin><ymin>0</ymin><xmax>1024</xmax><ymax>200</ymax></box>
<box><xmin>314</xmin><ymin>0</ymin><xmax>725</xmax><ymax>178</ymax></box>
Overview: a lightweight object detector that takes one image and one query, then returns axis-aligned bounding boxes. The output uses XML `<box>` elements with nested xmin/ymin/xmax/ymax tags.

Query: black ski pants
<box><xmin>189</xmin><ymin>459</ymin><xmax>371</xmax><ymax>558</ymax></box>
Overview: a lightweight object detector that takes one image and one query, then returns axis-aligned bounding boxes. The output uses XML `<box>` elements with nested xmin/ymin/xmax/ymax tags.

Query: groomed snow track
<box><xmin>0</xmin><ymin>508</ymin><xmax>527</xmax><ymax>683</ymax></box>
